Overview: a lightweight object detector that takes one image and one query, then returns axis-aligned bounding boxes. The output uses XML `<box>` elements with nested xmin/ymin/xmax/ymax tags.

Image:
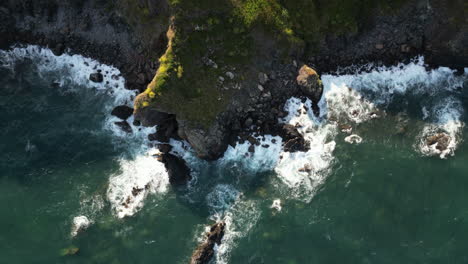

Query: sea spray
<box><xmin>1</xmin><ymin>45</ymin><xmax>172</xmax><ymax>219</ymax></box>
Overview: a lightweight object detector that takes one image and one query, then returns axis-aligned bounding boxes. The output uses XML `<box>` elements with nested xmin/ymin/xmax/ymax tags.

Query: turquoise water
<box><xmin>1</xmin><ymin>47</ymin><xmax>467</xmax><ymax>263</ymax></box>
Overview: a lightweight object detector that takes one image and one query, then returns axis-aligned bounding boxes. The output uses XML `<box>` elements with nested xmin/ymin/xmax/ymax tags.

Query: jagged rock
<box><xmin>296</xmin><ymin>65</ymin><xmax>323</xmax><ymax>103</ymax></box>
<box><xmin>160</xmin><ymin>153</ymin><xmax>191</xmax><ymax>185</ymax></box>
<box><xmin>134</xmin><ymin>108</ymin><xmax>173</xmax><ymax>127</ymax></box>
<box><xmin>190</xmin><ymin>222</ymin><xmax>226</xmax><ymax>264</ymax></box>
<box><xmin>89</xmin><ymin>72</ymin><xmax>103</xmax><ymax>83</ymax></box>
<box><xmin>111</xmin><ymin>105</ymin><xmax>134</xmax><ymax>120</ymax></box>
<box><xmin>114</xmin><ymin>121</ymin><xmax>132</xmax><ymax>133</ymax></box>
<box><xmin>280</xmin><ymin>124</ymin><xmax>310</xmax><ymax>152</ymax></box>
<box><xmin>225</xmin><ymin>71</ymin><xmax>234</xmax><ymax>79</ymax></box>
<box><xmin>426</xmin><ymin>133</ymin><xmax>450</xmax><ymax>151</ymax></box>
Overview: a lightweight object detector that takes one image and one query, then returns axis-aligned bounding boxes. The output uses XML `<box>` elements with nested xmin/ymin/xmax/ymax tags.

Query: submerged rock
<box><xmin>160</xmin><ymin>153</ymin><xmax>191</xmax><ymax>185</ymax></box>
<box><xmin>89</xmin><ymin>72</ymin><xmax>103</xmax><ymax>83</ymax></box>
<box><xmin>190</xmin><ymin>222</ymin><xmax>226</xmax><ymax>264</ymax></box>
<box><xmin>296</xmin><ymin>65</ymin><xmax>323</xmax><ymax>103</ymax></box>
<box><xmin>60</xmin><ymin>246</ymin><xmax>79</xmax><ymax>256</ymax></box>
<box><xmin>111</xmin><ymin>105</ymin><xmax>134</xmax><ymax>120</ymax></box>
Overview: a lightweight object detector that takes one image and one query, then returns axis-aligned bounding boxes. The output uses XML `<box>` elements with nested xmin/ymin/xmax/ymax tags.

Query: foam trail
<box><xmin>275</xmin><ymin>97</ymin><xmax>337</xmax><ymax>202</ymax></box>
<box><xmin>213</xmin><ymin>200</ymin><xmax>261</xmax><ymax>264</ymax></box>
<box><xmin>107</xmin><ymin>151</ymin><xmax>169</xmax><ymax>218</ymax></box>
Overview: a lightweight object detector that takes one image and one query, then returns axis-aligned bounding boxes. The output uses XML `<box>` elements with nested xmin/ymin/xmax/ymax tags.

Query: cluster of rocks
<box><xmin>111</xmin><ymin>105</ymin><xmax>134</xmax><ymax>134</ymax></box>
<box><xmin>426</xmin><ymin>133</ymin><xmax>450</xmax><ymax>152</ymax></box>
<box><xmin>190</xmin><ymin>222</ymin><xmax>226</xmax><ymax>264</ymax></box>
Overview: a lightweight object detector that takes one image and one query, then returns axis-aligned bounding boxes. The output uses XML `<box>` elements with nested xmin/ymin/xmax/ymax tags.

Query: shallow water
<box><xmin>1</xmin><ymin>46</ymin><xmax>467</xmax><ymax>263</ymax></box>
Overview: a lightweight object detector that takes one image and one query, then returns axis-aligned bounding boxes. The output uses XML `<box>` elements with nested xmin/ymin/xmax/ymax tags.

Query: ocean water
<box><xmin>1</xmin><ymin>46</ymin><xmax>467</xmax><ymax>263</ymax></box>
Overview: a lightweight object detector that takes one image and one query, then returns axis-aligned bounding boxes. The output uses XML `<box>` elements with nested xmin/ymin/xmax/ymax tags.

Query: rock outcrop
<box><xmin>2</xmin><ymin>0</ymin><xmax>466</xmax><ymax>161</ymax></box>
<box><xmin>160</xmin><ymin>153</ymin><xmax>191</xmax><ymax>185</ymax></box>
<box><xmin>111</xmin><ymin>105</ymin><xmax>134</xmax><ymax>120</ymax></box>
<box><xmin>296</xmin><ymin>65</ymin><xmax>323</xmax><ymax>103</ymax></box>
<box><xmin>280</xmin><ymin>124</ymin><xmax>310</xmax><ymax>153</ymax></box>
<box><xmin>426</xmin><ymin>133</ymin><xmax>451</xmax><ymax>151</ymax></box>
<box><xmin>190</xmin><ymin>222</ymin><xmax>225</xmax><ymax>264</ymax></box>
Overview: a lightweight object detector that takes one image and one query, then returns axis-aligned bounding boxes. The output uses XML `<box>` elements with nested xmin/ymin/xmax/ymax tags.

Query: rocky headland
<box><xmin>1</xmin><ymin>0</ymin><xmax>466</xmax><ymax>160</ymax></box>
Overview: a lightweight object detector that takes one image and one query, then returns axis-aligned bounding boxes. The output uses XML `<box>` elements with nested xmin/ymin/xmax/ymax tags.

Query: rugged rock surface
<box><xmin>190</xmin><ymin>222</ymin><xmax>225</xmax><ymax>264</ymax></box>
<box><xmin>279</xmin><ymin>124</ymin><xmax>310</xmax><ymax>153</ymax></box>
<box><xmin>426</xmin><ymin>133</ymin><xmax>451</xmax><ymax>151</ymax></box>
<box><xmin>89</xmin><ymin>72</ymin><xmax>103</xmax><ymax>83</ymax></box>
<box><xmin>296</xmin><ymin>65</ymin><xmax>323</xmax><ymax>103</ymax></box>
<box><xmin>2</xmin><ymin>0</ymin><xmax>466</xmax><ymax>161</ymax></box>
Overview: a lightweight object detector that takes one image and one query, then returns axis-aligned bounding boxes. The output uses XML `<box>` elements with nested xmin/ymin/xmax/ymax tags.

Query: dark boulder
<box><xmin>160</xmin><ymin>153</ymin><xmax>191</xmax><ymax>185</ymax></box>
<box><xmin>190</xmin><ymin>222</ymin><xmax>226</xmax><ymax>264</ymax></box>
<box><xmin>114</xmin><ymin>121</ymin><xmax>132</xmax><ymax>133</ymax></box>
<box><xmin>89</xmin><ymin>72</ymin><xmax>103</xmax><ymax>83</ymax></box>
<box><xmin>111</xmin><ymin>105</ymin><xmax>134</xmax><ymax>120</ymax></box>
<box><xmin>280</xmin><ymin>124</ymin><xmax>310</xmax><ymax>152</ymax></box>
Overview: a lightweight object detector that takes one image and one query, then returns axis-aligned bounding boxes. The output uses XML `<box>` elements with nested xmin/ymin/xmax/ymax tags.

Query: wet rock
<box><xmin>280</xmin><ymin>124</ymin><xmax>310</xmax><ymax>152</ymax></box>
<box><xmin>89</xmin><ymin>72</ymin><xmax>103</xmax><ymax>83</ymax></box>
<box><xmin>190</xmin><ymin>222</ymin><xmax>226</xmax><ymax>264</ymax></box>
<box><xmin>114</xmin><ymin>121</ymin><xmax>132</xmax><ymax>133</ymax></box>
<box><xmin>160</xmin><ymin>153</ymin><xmax>191</xmax><ymax>185</ymax></box>
<box><xmin>296</xmin><ymin>65</ymin><xmax>323</xmax><ymax>103</ymax></box>
<box><xmin>298</xmin><ymin>164</ymin><xmax>313</xmax><ymax>173</ymax></box>
<box><xmin>248</xmin><ymin>144</ymin><xmax>255</xmax><ymax>153</ymax></box>
<box><xmin>426</xmin><ymin>133</ymin><xmax>450</xmax><ymax>151</ymax></box>
<box><xmin>131</xmin><ymin>186</ymin><xmax>144</xmax><ymax>196</ymax></box>
<box><xmin>158</xmin><ymin>144</ymin><xmax>172</xmax><ymax>154</ymax></box>
<box><xmin>111</xmin><ymin>105</ymin><xmax>134</xmax><ymax>120</ymax></box>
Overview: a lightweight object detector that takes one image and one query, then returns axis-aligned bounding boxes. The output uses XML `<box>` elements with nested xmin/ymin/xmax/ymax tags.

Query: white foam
<box><xmin>344</xmin><ymin>134</ymin><xmax>363</xmax><ymax>144</ymax></box>
<box><xmin>106</xmin><ymin>151</ymin><xmax>169</xmax><ymax>218</ymax></box>
<box><xmin>71</xmin><ymin>215</ymin><xmax>92</xmax><ymax>238</ymax></box>
<box><xmin>416</xmin><ymin>98</ymin><xmax>464</xmax><ymax>159</ymax></box>
<box><xmin>270</xmin><ymin>199</ymin><xmax>282</xmax><ymax>212</ymax></box>
<box><xmin>220</xmin><ymin>135</ymin><xmax>283</xmax><ymax>172</ymax></box>
<box><xmin>0</xmin><ymin>45</ymin><xmax>136</xmax><ymax>107</ymax></box>
<box><xmin>213</xmin><ymin>200</ymin><xmax>261</xmax><ymax>264</ymax></box>
<box><xmin>321</xmin><ymin>57</ymin><xmax>465</xmax><ymax>159</ymax></box>
<box><xmin>206</xmin><ymin>184</ymin><xmax>241</xmax><ymax>215</ymax></box>
<box><xmin>275</xmin><ymin>97</ymin><xmax>337</xmax><ymax>202</ymax></box>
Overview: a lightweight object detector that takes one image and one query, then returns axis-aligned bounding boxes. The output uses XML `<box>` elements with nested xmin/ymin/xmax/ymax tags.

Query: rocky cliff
<box><xmin>1</xmin><ymin>0</ymin><xmax>466</xmax><ymax>160</ymax></box>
